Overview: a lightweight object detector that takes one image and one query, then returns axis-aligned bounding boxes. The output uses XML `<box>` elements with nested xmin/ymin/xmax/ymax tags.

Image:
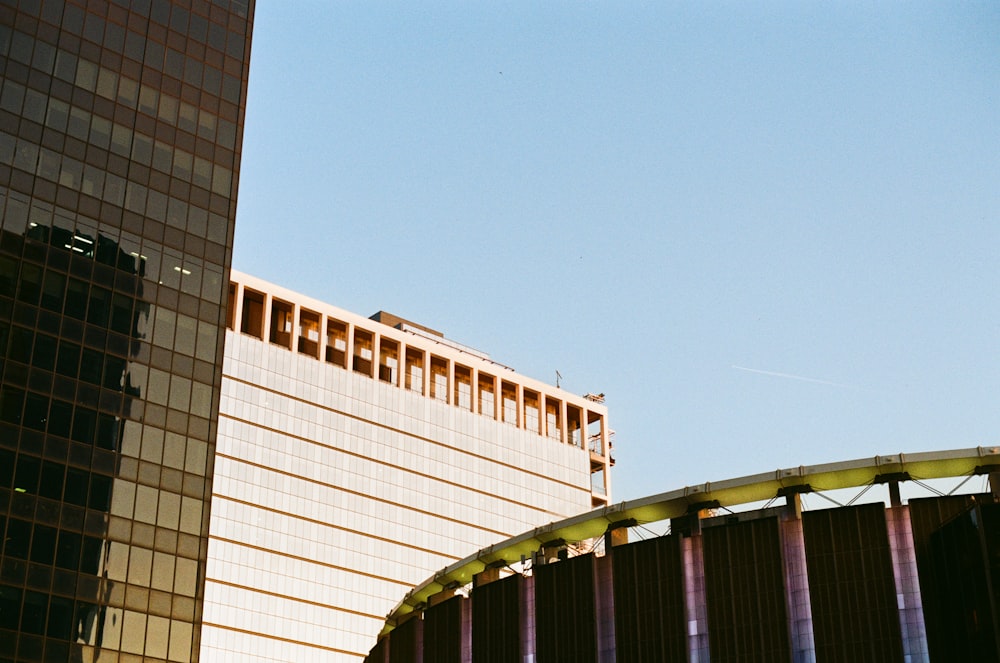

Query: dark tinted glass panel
<box><xmin>918</xmin><ymin>501</ymin><xmax>1000</xmax><ymax>663</ymax></box>
<box><xmin>909</xmin><ymin>495</ymin><xmax>991</xmax><ymax>662</ymax></box>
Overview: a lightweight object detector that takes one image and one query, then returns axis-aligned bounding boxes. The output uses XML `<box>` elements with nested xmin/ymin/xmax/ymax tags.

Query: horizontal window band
<box><xmin>201</xmin><ymin>619</ymin><xmax>368</xmax><ymax>658</ymax></box>
<box><xmin>211</xmin><ymin>493</ymin><xmax>463</xmax><ymax>562</ymax></box>
<box><xmin>208</xmin><ymin>533</ymin><xmax>414</xmax><ymax>588</ymax></box>
<box><xmin>214</xmin><ymin>449</ymin><xmax>512</xmax><ymax>540</ymax></box>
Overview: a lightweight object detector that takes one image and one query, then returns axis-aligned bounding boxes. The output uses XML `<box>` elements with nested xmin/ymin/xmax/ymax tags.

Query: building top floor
<box><xmin>225</xmin><ymin>271</ymin><xmax>613</xmax><ymax>501</ymax></box>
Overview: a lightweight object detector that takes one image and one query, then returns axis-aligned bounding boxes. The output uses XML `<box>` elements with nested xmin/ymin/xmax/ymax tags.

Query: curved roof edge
<box><xmin>381</xmin><ymin>445</ymin><xmax>1000</xmax><ymax>634</ymax></box>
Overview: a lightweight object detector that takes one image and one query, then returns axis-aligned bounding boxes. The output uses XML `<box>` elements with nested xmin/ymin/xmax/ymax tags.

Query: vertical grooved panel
<box><xmin>423</xmin><ymin>596</ymin><xmax>463</xmax><ymax>663</ymax></box>
<box><xmin>389</xmin><ymin>615</ymin><xmax>420</xmax><ymax>663</ymax></box>
<box><xmin>534</xmin><ymin>554</ymin><xmax>596</xmax><ymax>663</ymax></box>
<box><xmin>803</xmin><ymin>503</ymin><xmax>903</xmax><ymax>663</ymax></box>
<box><xmin>472</xmin><ymin>574</ymin><xmax>521</xmax><ymax>663</ymax></box>
<box><xmin>703</xmin><ymin>517</ymin><xmax>791</xmax><ymax>663</ymax></box>
<box><xmin>611</xmin><ymin>534</ymin><xmax>687</xmax><ymax>662</ymax></box>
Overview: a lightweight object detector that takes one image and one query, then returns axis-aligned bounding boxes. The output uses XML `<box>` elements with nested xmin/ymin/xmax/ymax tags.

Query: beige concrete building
<box><xmin>199</xmin><ymin>271</ymin><xmax>612</xmax><ymax>661</ymax></box>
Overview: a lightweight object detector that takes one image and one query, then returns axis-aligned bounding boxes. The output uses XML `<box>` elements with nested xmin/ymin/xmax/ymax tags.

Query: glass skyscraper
<box><xmin>0</xmin><ymin>1</ymin><xmax>254</xmax><ymax>661</ymax></box>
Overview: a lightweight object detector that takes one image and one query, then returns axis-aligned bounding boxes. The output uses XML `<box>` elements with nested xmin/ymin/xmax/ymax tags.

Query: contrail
<box><xmin>731</xmin><ymin>364</ymin><xmax>856</xmax><ymax>389</ymax></box>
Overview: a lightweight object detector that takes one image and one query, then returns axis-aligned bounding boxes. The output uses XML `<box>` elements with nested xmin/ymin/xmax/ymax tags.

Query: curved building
<box><xmin>367</xmin><ymin>447</ymin><xmax>1000</xmax><ymax>663</ymax></box>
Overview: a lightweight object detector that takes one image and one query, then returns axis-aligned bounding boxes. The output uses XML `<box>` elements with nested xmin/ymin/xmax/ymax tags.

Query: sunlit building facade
<box><xmin>200</xmin><ymin>271</ymin><xmax>613</xmax><ymax>662</ymax></box>
<box><xmin>0</xmin><ymin>2</ymin><xmax>254</xmax><ymax>661</ymax></box>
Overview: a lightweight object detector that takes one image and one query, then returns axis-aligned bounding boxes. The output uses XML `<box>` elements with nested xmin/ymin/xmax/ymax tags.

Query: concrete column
<box><xmin>261</xmin><ymin>293</ymin><xmax>272</xmax><ymax>345</ymax></box>
<box><xmin>786</xmin><ymin>492</ymin><xmax>803</xmax><ymax>520</ymax></box>
<box><xmin>682</xmin><ymin>533</ymin><xmax>709</xmax><ymax>663</ymax></box>
<box><xmin>521</xmin><ymin>574</ymin><xmax>536</xmax><ymax>661</ymax></box>
<box><xmin>397</xmin><ymin>342</ymin><xmax>405</xmax><ymax>388</ymax></box>
<box><xmin>887</xmin><ymin>505</ymin><xmax>929</xmax><ymax>662</ymax></box>
<box><xmin>781</xmin><ymin>515</ymin><xmax>815</xmax><ymax>663</ymax></box>
<box><xmin>491</xmin><ymin>374</ymin><xmax>500</xmax><ymax>421</ymax></box>
<box><xmin>889</xmin><ymin>480</ymin><xmax>902</xmax><ymax>507</ymax></box>
<box><xmin>989</xmin><ymin>471</ymin><xmax>1000</xmax><ymax>501</ymax></box>
<box><xmin>460</xmin><ymin>598</ymin><xmax>472</xmax><ymax>663</ymax></box>
<box><xmin>231</xmin><ymin>282</ymin><xmax>244</xmax><ymax>334</ymax></box>
<box><xmin>447</xmin><ymin>357</ymin><xmax>455</xmax><ymax>405</ymax></box>
<box><xmin>559</xmin><ymin>398</ymin><xmax>568</xmax><ymax>445</ymax></box>
<box><xmin>599</xmin><ymin>413</ymin><xmax>609</xmax><ymax>456</ymax></box>
<box><xmin>319</xmin><ymin>314</ymin><xmax>329</xmax><ymax>364</ymax></box>
<box><xmin>345</xmin><ymin>323</ymin><xmax>355</xmax><ymax>373</ymax></box>
<box><xmin>604</xmin><ymin>526</ymin><xmax>629</xmax><ymax>549</ymax></box>
<box><xmin>422</xmin><ymin>351</ymin><xmax>430</xmax><ymax>397</ymax></box>
<box><xmin>594</xmin><ymin>554</ymin><xmax>616</xmax><ymax>662</ymax></box>
<box><xmin>470</xmin><ymin>366</ymin><xmax>479</xmax><ymax>414</ymax></box>
<box><xmin>515</xmin><ymin>383</ymin><xmax>523</xmax><ymax>429</ymax></box>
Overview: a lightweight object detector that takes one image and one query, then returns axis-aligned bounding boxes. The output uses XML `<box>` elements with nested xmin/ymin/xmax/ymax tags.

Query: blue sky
<box><xmin>233</xmin><ymin>2</ymin><xmax>1000</xmax><ymax>502</ymax></box>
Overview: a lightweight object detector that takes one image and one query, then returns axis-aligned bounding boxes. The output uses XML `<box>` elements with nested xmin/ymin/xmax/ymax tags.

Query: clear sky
<box><xmin>233</xmin><ymin>2</ymin><xmax>1000</xmax><ymax>502</ymax></box>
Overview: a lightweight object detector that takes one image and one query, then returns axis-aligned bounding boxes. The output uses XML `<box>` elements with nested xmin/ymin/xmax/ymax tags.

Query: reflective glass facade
<box><xmin>0</xmin><ymin>1</ymin><xmax>254</xmax><ymax>661</ymax></box>
<box><xmin>202</xmin><ymin>272</ymin><xmax>611</xmax><ymax>662</ymax></box>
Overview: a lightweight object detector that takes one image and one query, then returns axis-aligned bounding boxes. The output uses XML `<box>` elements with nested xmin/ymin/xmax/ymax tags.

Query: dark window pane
<box><xmin>5</xmin><ymin>518</ymin><xmax>32</xmax><ymax>559</ymax></box>
<box><xmin>0</xmin><ymin>448</ymin><xmax>13</xmax><ymax>486</ymax></box>
<box><xmin>124</xmin><ymin>30</ymin><xmax>144</xmax><ymax>61</ymax></box>
<box><xmin>14</xmin><ymin>455</ymin><xmax>41</xmax><ymax>494</ymax></box>
<box><xmin>30</xmin><ymin>524</ymin><xmax>56</xmax><ymax>564</ymax></box>
<box><xmin>89</xmin><ymin>474</ymin><xmax>112</xmax><ymax>511</ymax></box>
<box><xmin>63</xmin><ymin>469</ymin><xmax>88</xmax><ymax>507</ymax></box>
<box><xmin>40</xmin><ymin>270</ymin><xmax>65</xmax><ymax>311</ymax></box>
<box><xmin>23</xmin><ymin>392</ymin><xmax>48</xmax><ymax>431</ymax></box>
<box><xmin>64</xmin><ymin>278</ymin><xmax>87</xmax><ymax>319</ymax></box>
<box><xmin>0</xmin><ymin>255</ymin><xmax>18</xmax><ymax>296</ymax></box>
<box><xmin>80</xmin><ymin>537</ymin><xmax>102</xmax><ymax>575</ymax></box>
<box><xmin>17</xmin><ymin>263</ymin><xmax>42</xmax><ymax>305</ymax></box>
<box><xmin>0</xmin><ymin>386</ymin><xmax>24</xmax><ymax>423</ymax></box>
<box><xmin>86</xmin><ymin>287</ymin><xmax>111</xmax><ymax>326</ymax></box>
<box><xmin>0</xmin><ymin>586</ymin><xmax>22</xmax><ymax>629</ymax></box>
<box><xmin>8</xmin><ymin>326</ymin><xmax>34</xmax><ymax>363</ymax></box>
<box><xmin>20</xmin><ymin>591</ymin><xmax>47</xmax><ymax>635</ymax></box>
<box><xmin>48</xmin><ymin>399</ymin><xmax>72</xmax><ymax>438</ymax></box>
<box><xmin>103</xmin><ymin>355</ymin><xmax>126</xmax><ymax>391</ymax></box>
<box><xmin>47</xmin><ymin>596</ymin><xmax>74</xmax><ymax>639</ymax></box>
<box><xmin>55</xmin><ymin>531</ymin><xmax>81</xmax><ymax>571</ymax></box>
<box><xmin>56</xmin><ymin>342</ymin><xmax>80</xmax><ymax>376</ymax></box>
<box><xmin>79</xmin><ymin>348</ymin><xmax>103</xmax><ymax>385</ymax></box>
<box><xmin>71</xmin><ymin>407</ymin><xmax>96</xmax><ymax>444</ymax></box>
<box><xmin>95</xmin><ymin>414</ymin><xmax>118</xmax><ymax>451</ymax></box>
<box><xmin>110</xmin><ymin>293</ymin><xmax>132</xmax><ymax>334</ymax></box>
<box><xmin>32</xmin><ymin>333</ymin><xmax>56</xmax><ymax>371</ymax></box>
<box><xmin>39</xmin><ymin>461</ymin><xmax>64</xmax><ymax>500</ymax></box>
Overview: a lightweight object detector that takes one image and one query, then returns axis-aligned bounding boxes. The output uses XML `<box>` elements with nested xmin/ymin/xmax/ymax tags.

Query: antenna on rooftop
<box><xmin>556</xmin><ymin>370</ymin><xmax>562</xmax><ymax>388</ymax></box>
